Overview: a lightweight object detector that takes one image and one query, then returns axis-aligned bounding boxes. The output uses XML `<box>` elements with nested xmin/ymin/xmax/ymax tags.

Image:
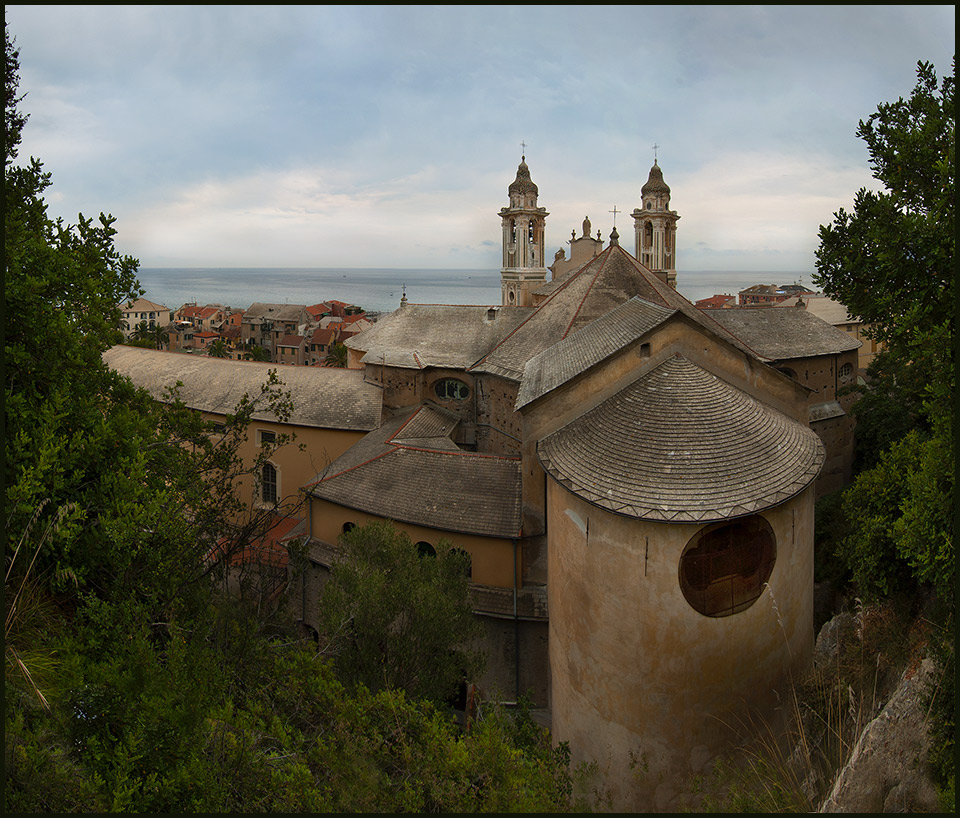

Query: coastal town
<box><xmin>119</xmin><ymin>297</ymin><xmax>374</xmax><ymax>365</ymax></box>
<box><xmin>119</xmin><ymin>279</ymin><xmax>879</xmax><ymax>374</ymax></box>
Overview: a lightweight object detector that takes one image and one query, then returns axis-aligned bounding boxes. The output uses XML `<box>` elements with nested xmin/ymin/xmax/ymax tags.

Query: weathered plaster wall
<box><xmin>547</xmin><ymin>483</ymin><xmax>815</xmax><ymax>811</ymax></box>
<box><xmin>307</xmin><ymin>496</ymin><xmax>519</xmax><ymax>588</ymax></box>
<box><xmin>203</xmin><ymin>413</ymin><xmax>366</xmax><ymax>512</ymax></box>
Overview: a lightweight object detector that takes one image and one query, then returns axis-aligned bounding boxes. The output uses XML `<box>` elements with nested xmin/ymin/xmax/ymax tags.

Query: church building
<box><xmin>105</xmin><ymin>155</ymin><xmax>859</xmax><ymax>810</ymax></box>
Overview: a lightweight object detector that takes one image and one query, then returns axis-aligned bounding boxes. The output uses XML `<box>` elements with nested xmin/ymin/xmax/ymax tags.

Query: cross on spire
<box><xmin>609</xmin><ymin>205</ymin><xmax>620</xmax><ymax>226</ymax></box>
<box><xmin>520</xmin><ymin>140</ymin><xmax>527</xmax><ymax>158</ymax></box>
<box><xmin>652</xmin><ymin>143</ymin><xmax>661</xmax><ymax>163</ymax></box>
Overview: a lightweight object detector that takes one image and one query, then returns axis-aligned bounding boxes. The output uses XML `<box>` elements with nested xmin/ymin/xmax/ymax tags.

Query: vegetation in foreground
<box><xmin>681</xmin><ymin>57</ymin><xmax>955</xmax><ymax>813</ymax></box>
<box><xmin>4</xmin><ymin>25</ymin><xmax>576</xmax><ymax>812</ymax></box>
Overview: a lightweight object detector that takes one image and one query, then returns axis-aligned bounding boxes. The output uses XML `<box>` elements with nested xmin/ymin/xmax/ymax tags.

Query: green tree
<box><xmin>207</xmin><ymin>337</ymin><xmax>229</xmax><ymax>358</ymax></box>
<box><xmin>813</xmin><ymin>58</ymin><xmax>954</xmax><ymax>806</ymax></box>
<box><xmin>814</xmin><ymin>59</ymin><xmax>954</xmax><ymax>425</ymax></box>
<box><xmin>129</xmin><ymin>320</ymin><xmax>152</xmax><ymax>342</ymax></box>
<box><xmin>324</xmin><ymin>341</ymin><xmax>348</xmax><ymax>368</ymax></box>
<box><xmin>5</xmin><ymin>27</ymin><xmax>574</xmax><ymax>813</ymax></box>
<box><xmin>316</xmin><ymin>521</ymin><xmax>484</xmax><ymax>706</ymax></box>
<box><xmin>813</xmin><ymin>58</ymin><xmax>955</xmax><ymax>596</ymax></box>
<box><xmin>243</xmin><ymin>344</ymin><xmax>269</xmax><ymax>361</ymax></box>
<box><xmin>150</xmin><ymin>322</ymin><xmax>169</xmax><ymax>350</ymax></box>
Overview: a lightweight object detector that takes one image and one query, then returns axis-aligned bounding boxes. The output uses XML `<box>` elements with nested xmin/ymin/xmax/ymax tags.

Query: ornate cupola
<box><xmin>632</xmin><ymin>159</ymin><xmax>680</xmax><ymax>289</ymax></box>
<box><xmin>500</xmin><ymin>155</ymin><xmax>549</xmax><ymax>307</ymax></box>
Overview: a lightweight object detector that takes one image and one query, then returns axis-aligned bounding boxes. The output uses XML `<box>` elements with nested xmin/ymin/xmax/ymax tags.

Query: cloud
<box><xmin>6</xmin><ymin>4</ymin><xmax>954</xmax><ymax>274</ymax></box>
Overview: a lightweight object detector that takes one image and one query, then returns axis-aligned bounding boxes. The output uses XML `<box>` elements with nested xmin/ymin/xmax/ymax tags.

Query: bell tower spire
<box><xmin>499</xmin><ymin>153</ymin><xmax>549</xmax><ymax>307</ymax></box>
<box><xmin>632</xmin><ymin>157</ymin><xmax>680</xmax><ymax>288</ymax></box>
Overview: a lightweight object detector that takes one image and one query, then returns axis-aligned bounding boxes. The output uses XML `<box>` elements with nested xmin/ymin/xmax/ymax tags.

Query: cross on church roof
<box><xmin>609</xmin><ymin>205</ymin><xmax>620</xmax><ymax>226</ymax></box>
<box><xmin>652</xmin><ymin>142</ymin><xmax>660</xmax><ymax>161</ymax></box>
<box><xmin>520</xmin><ymin>140</ymin><xmax>527</xmax><ymax>158</ymax></box>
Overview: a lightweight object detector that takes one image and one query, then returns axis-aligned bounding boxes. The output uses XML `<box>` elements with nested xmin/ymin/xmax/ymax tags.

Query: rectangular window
<box><xmin>259</xmin><ymin>429</ymin><xmax>276</xmax><ymax>446</ymax></box>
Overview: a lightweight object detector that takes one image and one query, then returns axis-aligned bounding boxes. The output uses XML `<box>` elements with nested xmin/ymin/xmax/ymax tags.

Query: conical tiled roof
<box><xmin>537</xmin><ymin>355</ymin><xmax>824</xmax><ymax>522</ymax></box>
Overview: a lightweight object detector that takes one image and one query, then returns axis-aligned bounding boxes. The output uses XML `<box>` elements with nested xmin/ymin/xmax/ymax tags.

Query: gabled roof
<box><xmin>537</xmin><ymin>355</ymin><xmax>824</xmax><ymax>523</ymax></box>
<box><xmin>309</xmin><ymin>326</ymin><xmax>338</xmax><ymax>344</ymax></box>
<box><xmin>516</xmin><ymin>296</ymin><xmax>677</xmax><ymax>410</ymax></box>
<box><xmin>472</xmin><ymin>243</ymin><xmax>758</xmax><ymax>382</ymax></box>
<box><xmin>776</xmin><ymin>295</ymin><xmax>860</xmax><ymax>326</ymax></box>
<box><xmin>244</xmin><ymin>303</ymin><xmax>308</xmax><ymax>322</ymax></box>
<box><xmin>345</xmin><ymin>304</ymin><xmax>533</xmax><ymax>370</ymax></box>
<box><xmin>103</xmin><ymin>345</ymin><xmax>382</xmax><ymax>431</ymax></box>
<box><xmin>695</xmin><ymin>294</ymin><xmax>735</xmax><ymax>309</ymax></box>
<box><xmin>703</xmin><ymin>307</ymin><xmax>861</xmax><ymax>360</ymax></box>
<box><xmin>122</xmin><ymin>297</ymin><xmax>168</xmax><ymax>312</ymax></box>
<box><xmin>307</xmin><ymin>408</ymin><xmax>522</xmax><ymax>538</ymax></box>
<box><xmin>183</xmin><ymin>305</ymin><xmax>221</xmax><ymax>319</ymax></box>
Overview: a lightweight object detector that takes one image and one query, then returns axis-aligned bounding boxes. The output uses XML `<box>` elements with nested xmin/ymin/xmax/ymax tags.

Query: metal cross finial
<box><xmin>520</xmin><ymin>140</ymin><xmax>527</xmax><ymax>158</ymax></box>
<box><xmin>652</xmin><ymin>143</ymin><xmax>660</xmax><ymax>162</ymax></box>
<box><xmin>609</xmin><ymin>205</ymin><xmax>620</xmax><ymax>226</ymax></box>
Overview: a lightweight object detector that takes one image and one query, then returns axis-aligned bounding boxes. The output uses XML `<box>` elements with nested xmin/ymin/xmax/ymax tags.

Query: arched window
<box><xmin>679</xmin><ymin>516</ymin><xmax>776</xmax><ymax>617</ymax></box>
<box><xmin>838</xmin><ymin>362</ymin><xmax>853</xmax><ymax>380</ymax></box>
<box><xmin>416</xmin><ymin>541</ymin><xmax>436</xmax><ymax>558</ymax></box>
<box><xmin>435</xmin><ymin>378</ymin><xmax>470</xmax><ymax>401</ymax></box>
<box><xmin>261</xmin><ymin>462</ymin><xmax>277</xmax><ymax>504</ymax></box>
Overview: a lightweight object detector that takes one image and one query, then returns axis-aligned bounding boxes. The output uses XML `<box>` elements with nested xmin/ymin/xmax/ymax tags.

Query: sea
<box><xmin>135</xmin><ymin>267</ymin><xmax>814</xmax><ymax>317</ymax></box>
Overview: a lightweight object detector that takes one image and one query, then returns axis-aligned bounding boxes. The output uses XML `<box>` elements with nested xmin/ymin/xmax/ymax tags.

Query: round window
<box><xmin>434</xmin><ymin>378</ymin><xmax>470</xmax><ymax>401</ymax></box>
<box><xmin>679</xmin><ymin>516</ymin><xmax>775</xmax><ymax>617</ymax></box>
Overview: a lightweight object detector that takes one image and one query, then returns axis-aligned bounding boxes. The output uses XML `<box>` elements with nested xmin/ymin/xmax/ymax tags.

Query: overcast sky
<box><xmin>6</xmin><ymin>5</ymin><xmax>955</xmax><ymax>277</ymax></box>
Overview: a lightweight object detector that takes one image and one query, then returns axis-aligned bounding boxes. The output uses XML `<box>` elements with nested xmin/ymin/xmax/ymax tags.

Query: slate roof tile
<box><xmin>103</xmin><ymin>345</ymin><xmax>382</xmax><ymax>430</ymax></box>
<box><xmin>345</xmin><ymin>304</ymin><xmax>534</xmax><ymax>370</ymax></box>
<box><xmin>308</xmin><ymin>407</ymin><xmax>522</xmax><ymax>538</ymax></box>
<box><xmin>516</xmin><ymin>296</ymin><xmax>676</xmax><ymax>409</ymax></box>
<box><xmin>704</xmin><ymin>307</ymin><xmax>861</xmax><ymax>360</ymax></box>
<box><xmin>537</xmin><ymin>355</ymin><xmax>824</xmax><ymax>522</ymax></box>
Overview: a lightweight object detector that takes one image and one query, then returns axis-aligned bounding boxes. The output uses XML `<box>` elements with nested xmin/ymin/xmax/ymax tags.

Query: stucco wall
<box><xmin>547</xmin><ymin>483</ymin><xmax>815</xmax><ymax>810</ymax></box>
<box><xmin>301</xmin><ymin>497</ymin><xmax>550</xmax><ymax>706</ymax></box>
<box><xmin>307</xmin><ymin>496</ymin><xmax>519</xmax><ymax>588</ymax></box>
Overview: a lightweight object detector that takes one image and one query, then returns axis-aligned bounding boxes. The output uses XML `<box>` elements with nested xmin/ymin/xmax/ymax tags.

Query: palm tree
<box><xmin>244</xmin><ymin>345</ymin><xmax>269</xmax><ymax>362</ymax></box>
<box><xmin>130</xmin><ymin>320</ymin><xmax>151</xmax><ymax>342</ymax></box>
<box><xmin>151</xmin><ymin>323</ymin><xmax>169</xmax><ymax>350</ymax></box>
<box><xmin>207</xmin><ymin>338</ymin><xmax>229</xmax><ymax>358</ymax></box>
<box><xmin>324</xmin><ymin>342</ymin><xmax>348</xmax><ymax>368</ymax></box>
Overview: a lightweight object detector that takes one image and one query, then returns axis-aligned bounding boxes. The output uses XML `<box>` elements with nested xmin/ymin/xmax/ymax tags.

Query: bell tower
<box><xmin>632</xmin><ymin>158</ymin><xmax>679</xmax><ymax>288</ymax></box>
<box><xmin>500</xmin><ymin>155</ymin><xmax>549</xmax><ymax>307</ymax></box>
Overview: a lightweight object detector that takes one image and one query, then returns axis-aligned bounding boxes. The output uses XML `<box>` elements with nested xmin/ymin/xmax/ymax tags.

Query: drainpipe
<box><xmin>302</xmin><ymin>493</ymin><xmax>311</xmax><ymax>627</ymax></box>
<box><xmin>513</xmin><ymin>535</ymin><xmax>520</xmax><ymax>702</ymax></box>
